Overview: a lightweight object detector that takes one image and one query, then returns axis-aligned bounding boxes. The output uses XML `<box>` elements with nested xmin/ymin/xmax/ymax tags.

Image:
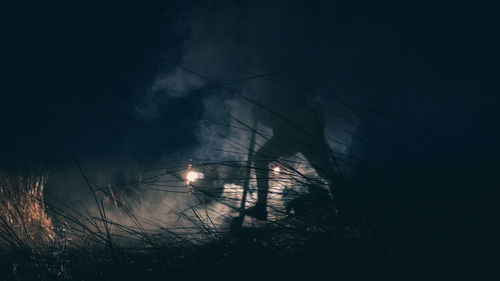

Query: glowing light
<box><xmin>186</xmin><ymin>171</ymin><xmax>197</xmax><ymax>181</ymax></box>
<box><xmin>186</xmin><ymin>171</ymin><xmax>204</xmax><ymax>183</ymax></box>
<box><xmin>273</xmin><ymin>166</ymin><xmax>281</xmax><ymax>173</ymax></box>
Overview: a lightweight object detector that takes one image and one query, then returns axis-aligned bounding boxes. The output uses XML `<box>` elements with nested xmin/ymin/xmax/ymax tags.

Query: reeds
<box><xmin>0</xmin><ymin>174</ymin><xmax>55</xmax><ymax>249</ymax></box>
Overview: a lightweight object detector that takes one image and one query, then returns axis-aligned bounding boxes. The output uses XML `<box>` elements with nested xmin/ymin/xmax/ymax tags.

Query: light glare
<box><xmin>273</xmin><ymin>166</ymin><xmax>281</xmax><ymax>173</ymax></box>
<box><xmin>186</xmin><ymin>171</ymin><xmax>204</xmax><ymax>183</ymax></box>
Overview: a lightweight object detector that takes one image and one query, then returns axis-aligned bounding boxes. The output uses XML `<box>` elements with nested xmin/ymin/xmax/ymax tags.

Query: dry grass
<box><xmin>0</xmin><ymin>174</ymin><xmax>55</xmax><ymax>249</ymax></box>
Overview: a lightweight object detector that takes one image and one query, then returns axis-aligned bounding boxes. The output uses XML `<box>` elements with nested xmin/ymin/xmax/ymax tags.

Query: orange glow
<box><xmin>273</xmin><ymin>166</ymin><xmax>281</xmax><ymax>173</ymax></box>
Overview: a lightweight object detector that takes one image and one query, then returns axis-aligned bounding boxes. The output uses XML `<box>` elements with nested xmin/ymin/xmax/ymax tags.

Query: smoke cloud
<box><xmin>43</xmin><ymin>1</ymin><xmax>367</xmax><ymax>243</ymax></box>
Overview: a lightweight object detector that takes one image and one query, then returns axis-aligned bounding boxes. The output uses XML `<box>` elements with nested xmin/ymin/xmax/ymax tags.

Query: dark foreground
<box><xmin>0</xmin><ymin>213</ymin><xmax>375</xmax><ymax>281</ymax></box>
<box><xmin>1</xmin><ymin>162</ymin><xmax>498</xmax><ymax>281</ymax></box>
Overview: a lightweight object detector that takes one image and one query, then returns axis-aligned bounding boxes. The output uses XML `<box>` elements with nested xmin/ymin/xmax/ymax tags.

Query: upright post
<box><xmin>233</xmin><ymin>118</ymin><xmax>258</xmax><ymax>226</ymax></box>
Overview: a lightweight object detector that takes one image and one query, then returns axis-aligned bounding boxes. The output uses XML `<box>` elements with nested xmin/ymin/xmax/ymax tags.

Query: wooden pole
<box><xmin>234</xmin><ymin>119</ymin><xmax>258</xmax><ymax>226</ymax></box>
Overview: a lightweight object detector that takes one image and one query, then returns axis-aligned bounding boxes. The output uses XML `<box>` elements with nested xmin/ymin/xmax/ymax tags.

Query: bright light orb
<box><xmin>186</xmin><ymin>171</ymin><xmax>203</xmax><ymax>183</ymax></box>
<box><xmin>273</xmin><ymin>166</ymin><xmax>281</xmax><ymax>173</ymax></box>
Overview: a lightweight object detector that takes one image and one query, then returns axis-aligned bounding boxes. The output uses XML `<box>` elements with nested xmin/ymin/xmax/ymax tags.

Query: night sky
<box><xmin>2</xmin><ymin>1</ymin><xmax>499</xmax><ymax>176</ymax></box>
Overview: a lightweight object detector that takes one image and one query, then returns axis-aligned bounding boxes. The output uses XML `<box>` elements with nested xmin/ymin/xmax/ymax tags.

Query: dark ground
<box><xmin>1</xmin><ymin>161</ymin><xmax>498</xmax><ymax>281</ymax></box>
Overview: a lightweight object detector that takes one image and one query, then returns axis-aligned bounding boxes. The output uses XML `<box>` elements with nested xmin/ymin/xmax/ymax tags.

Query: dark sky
<box><xmin>1</xmin><ymin>0</ymin><xmax>499</xmax><ymax>175</ymax></box>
